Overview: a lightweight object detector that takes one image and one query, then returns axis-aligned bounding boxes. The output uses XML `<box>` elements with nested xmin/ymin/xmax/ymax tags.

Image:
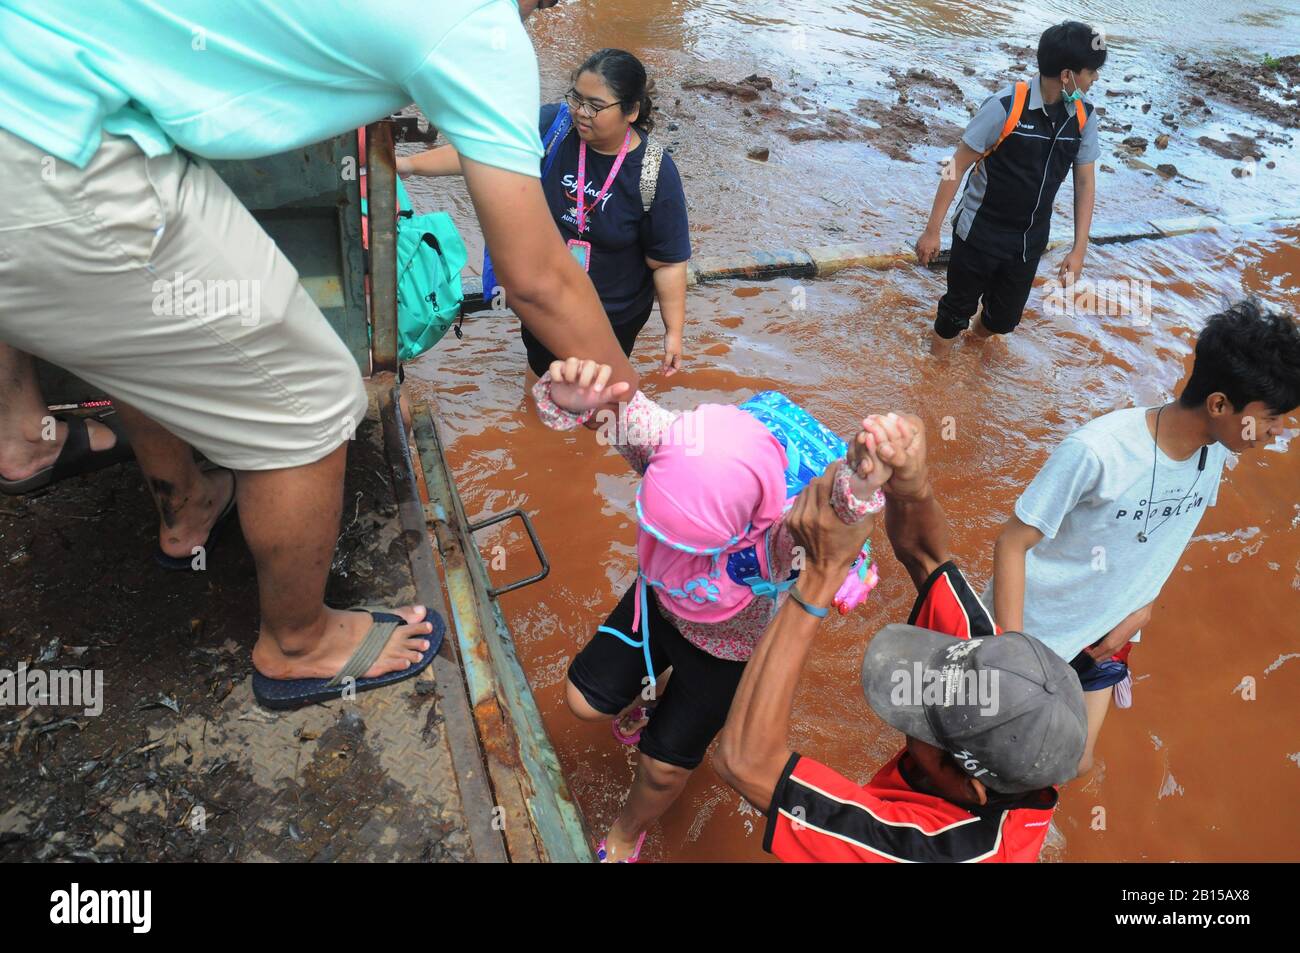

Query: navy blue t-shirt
<box><xmin>538</xmin><ymin>103</ymin><xmax>691</xmax><ymax>324</ymax></box>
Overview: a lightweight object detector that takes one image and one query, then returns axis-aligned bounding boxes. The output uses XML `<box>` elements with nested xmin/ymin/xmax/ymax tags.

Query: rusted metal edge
<box><xmin>377</xmin><ymin>379</ymin><xmax>508</xmax><ymax>863</ymax></box>
<box><xmin>413</xmin><ymin>404</ymin><xmax>542</xmax><ymax>863</ymax></box>
<box><xmin>414</xmin><ymin>403</ymin><xmax>593</xmax><ymax>863</ymax></box>
<box><xmin>366</xmin><ymin>121</ymin><xmax>399</xmax><ymax>373</ymax></box>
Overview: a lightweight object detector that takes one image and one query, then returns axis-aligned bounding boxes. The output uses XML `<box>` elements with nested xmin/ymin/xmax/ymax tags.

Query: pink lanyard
<box><xmin>575</xmin><ymin>129</ymin><xmax>633</xmax><ymax>234</ymax></box>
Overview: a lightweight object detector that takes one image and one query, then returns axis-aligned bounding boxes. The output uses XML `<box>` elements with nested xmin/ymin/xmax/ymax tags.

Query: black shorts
<box><xmin>520</xmin><ymin>298</ymin><xmax>654</xmax><ymax>377</ymax></box>
<box><xmin>567</xmin><ymin>582</ymin><xmax>747</xmax><ymax>770</ymax></box>
<box><xmin>934</xmin><ymin>234</ymin><xmax>1040</xmax><ymax>338</ymax></box>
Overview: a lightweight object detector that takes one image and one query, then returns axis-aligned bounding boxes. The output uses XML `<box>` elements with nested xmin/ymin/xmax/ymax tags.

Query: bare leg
<box><xmin>602</xmin><ymin>754</ymin><xmax>692</xmax><ymax>861</ymax></box>
<box><xmin>0</xmin><ymin>344</ymin><xmax>116</xmax><ymax>481</ymax></box>
<box><xmin>113</xmin><ymin>398</ymin><xmax>430</xmax><ymax>680</ymax></box>
<box><xmin>929</xmin><ymin>329</ymin><xmax>957</xmax><ymax>355</ymax></box>
<box><xmin>565</xmin><ymin>673</ymin><xmax>688</xmax><ymax>860</ymax></box>
<box><xmin>109</xmin><ymin>400</ymin><xmax>235</xmax><ymax>560</ymax></box>
<box><xmin>1076</xmin><ymin>687</ymin><xmax>1113</xmax><ymax>776</ymax></box>
<box><xmin>970</xmin><ymin>309</ymin><xmax>996</xmax><ymax>339</ymax></box>
<box><xmin>241</xmin><ymin>441</ymin><xmax>432</xmax><ymax>680</ymax></box>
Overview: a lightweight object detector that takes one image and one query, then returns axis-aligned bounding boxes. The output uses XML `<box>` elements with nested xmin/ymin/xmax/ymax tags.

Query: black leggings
<box><xmin>567</xmin><ymin>582</ymin><xmax>747</xmax><ymax>770</ymax></box>
<box><xmin>520</xmin><ymin>298</ymin><xmax>655</xmax><ymax>377</ymax></box>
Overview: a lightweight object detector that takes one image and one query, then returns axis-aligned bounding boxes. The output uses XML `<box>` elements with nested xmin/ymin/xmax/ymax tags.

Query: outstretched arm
<box><xmin>395</xmin><ymin>145</ymin><xmax>463</xmax><ymax>177</ymax></box>
<box><xmin>865</xmin><ymin>414</ymin><xmax>953</xmax><ymax>593</ymax></box>
<box><xmin>715</xmin><ymin>460</ymin><xmax>882</xmax><ymax>810</ymax></box>
<box><xmin>531</xmin><ymin>359</ymin><xmax>673</xmax><ymax>474</ymax></box>
<box><xmin>462</xmin><ymin>159</ymin><xmax>638</xmax><ymax>395</ymax></box>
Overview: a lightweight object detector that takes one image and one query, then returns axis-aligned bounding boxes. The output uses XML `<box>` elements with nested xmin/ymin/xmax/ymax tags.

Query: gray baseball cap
<box><xmin>861</xmin><ymin>624</ymin><xmax>1087</xmax><ymax>794</ymax></box>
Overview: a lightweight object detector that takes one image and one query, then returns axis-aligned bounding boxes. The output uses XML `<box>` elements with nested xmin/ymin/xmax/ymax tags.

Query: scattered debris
<box><xmin>136</xmin><ymin>694</ymin><xmax>181</xmax><ymax>715</ymax></box>
<box><xmin>682</xmin><ymin>73</ymin><xmax>773</xmax><ymax>101</ymax></box>
<box><xmin>33</xmin><ymin>717</ymin><xmax>84</xmax><ymax>737</ymax></box>
<box><xmin>1175</xmin><ymin>53</ymin><xmax>1300</xmax><ymax>127</ymax></box>
<box><xmin>746</xmin><ymin>146</ymin><xmax>770</xmax><ymax>162</ymax></box>
<box><xmin>1197</xmin><ymin>133</ymin><xmax>1262</xmax><ymax>160</ymax></box>
<box><xmin>209</xmin><ymin>677</ymin><xmax>234</xmax><ymax>702</ymax></box>
<box><xmin>891</xmin><ymin>67</ymin><xmax>963</xmax><ymax>98</ymax></box>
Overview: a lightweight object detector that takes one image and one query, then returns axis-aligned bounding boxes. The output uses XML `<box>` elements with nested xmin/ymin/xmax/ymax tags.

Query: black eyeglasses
<box><xmin>564</xmin><ymin>89</ymin><xmax>623</xmax><ymax>118</ymax></box>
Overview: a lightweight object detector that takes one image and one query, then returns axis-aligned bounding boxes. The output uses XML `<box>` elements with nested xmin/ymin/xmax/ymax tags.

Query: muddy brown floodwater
<box><xmin>403</xmin><ymin>1</ymin><xmax>1299</xmax><ymax>861</ymax></box>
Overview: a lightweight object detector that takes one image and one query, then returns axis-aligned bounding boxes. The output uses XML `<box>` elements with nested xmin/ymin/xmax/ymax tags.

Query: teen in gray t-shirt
<box><xmin>990</xmin><ymin>300</ymin><xmax>1300</xmax><ymax>779</ymax></box>
<box><xmin>983</xmin><ymin>406</ymin><xmax>1227</xmax><ymax>661</ymax></box>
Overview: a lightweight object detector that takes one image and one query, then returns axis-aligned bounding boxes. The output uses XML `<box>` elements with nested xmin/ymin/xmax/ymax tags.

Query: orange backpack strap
<box><xmin>1074</xmin><ymin>96</ymin><xmax>1087</xmax><ymax>131</ymax></box>
<box><xmin>984</xmin><ymin>80</ymin><xmax>1029</xmax><ymax>159</ymax></box>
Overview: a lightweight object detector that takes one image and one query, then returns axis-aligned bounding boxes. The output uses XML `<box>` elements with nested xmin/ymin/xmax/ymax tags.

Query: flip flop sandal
<box><xmin>0</xmin><ymin>411</ymin><xmax>134</xmax><ymax>496</ymax></box>
<box><xmin>251</xmin><ymin>607</ymin><xmax>446</xmax><ymax>710</ymax></box>
<box><xmin>612</xmin><ymin>706</ymin><xmax>650</xmax><ymax>746</ymax></box>
<box><xmin>154</xmin><ymin>467</ymin><xmax>239</xmax><ymax>571</ymax></box>
<box><xmin>597</xmin><ymin>830</ymin><xmax>647</xmax><ymax>863</ymax></box>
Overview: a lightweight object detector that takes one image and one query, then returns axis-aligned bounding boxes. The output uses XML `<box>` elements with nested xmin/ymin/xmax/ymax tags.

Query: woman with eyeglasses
<box><xmin>400</xmin><ymin>48</ymin><xmax>691</xmax><ymax>379</ymax></box>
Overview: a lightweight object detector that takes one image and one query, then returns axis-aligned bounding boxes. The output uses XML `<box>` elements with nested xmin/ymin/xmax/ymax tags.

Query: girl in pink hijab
<box><xmin>533</xmin><ymin>357</ymin><xmax>888</xmax><ymax>862</ymax></box>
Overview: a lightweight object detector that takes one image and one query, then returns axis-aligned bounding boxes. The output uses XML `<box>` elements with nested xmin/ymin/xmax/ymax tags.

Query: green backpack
<box><xmin>392</xmin><ymin>176</ymin><xmax>467</xmax><ymax>361</ymax></box>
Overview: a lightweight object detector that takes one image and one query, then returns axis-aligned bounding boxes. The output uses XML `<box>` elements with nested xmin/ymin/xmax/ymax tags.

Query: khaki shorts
<box><xmin>0</xmin><ymin>129</ymin><xmax>368</xmax><ymax>470</ymax></box>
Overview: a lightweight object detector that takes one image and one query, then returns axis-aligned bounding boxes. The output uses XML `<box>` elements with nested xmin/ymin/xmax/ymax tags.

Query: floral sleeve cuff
<box><xmin>832</xmin><ymin>462</ymin><xmax>886</xmax><ymax>524</ymax></box>
<box><xmin>532</xmin><ymin>372</ymin><xmax>595</xmax><ymax>431</ymax></box>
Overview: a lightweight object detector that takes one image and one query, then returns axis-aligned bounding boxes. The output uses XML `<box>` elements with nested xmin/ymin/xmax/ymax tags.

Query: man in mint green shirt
<box><xmin>0</xmin><ymin>0</ymin><xmax>637</xmax><ymax>706</ymax></box>
<box><xmin>2</xmin><ymin>0</ymin><xmax>546</xmax><ymax>174</ymax></box>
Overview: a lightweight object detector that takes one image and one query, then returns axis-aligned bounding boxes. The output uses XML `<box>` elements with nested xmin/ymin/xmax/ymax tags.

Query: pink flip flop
<box><xmin>597</xmin><ymin>830</ymin><xmax>647</xmax><ymax>863</ymax></box>
<box><xmin>611</xmin><ymin>706</ymin><xmax>648</xmax><ymax>745</ymax></box>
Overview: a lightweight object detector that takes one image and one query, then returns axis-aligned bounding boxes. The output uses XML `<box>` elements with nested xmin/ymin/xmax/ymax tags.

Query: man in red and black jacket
<box><xmin>715</xmin><ymin>413</ymin><xmax>1087</xmax><ymax>863</ymax></box>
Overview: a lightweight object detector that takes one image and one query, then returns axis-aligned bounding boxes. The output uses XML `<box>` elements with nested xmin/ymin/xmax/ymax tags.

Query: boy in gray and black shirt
<box><xmin>916</xmin><ymin>21</ymin><xmax>1105</xmax><ymax>351</ymax></box>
